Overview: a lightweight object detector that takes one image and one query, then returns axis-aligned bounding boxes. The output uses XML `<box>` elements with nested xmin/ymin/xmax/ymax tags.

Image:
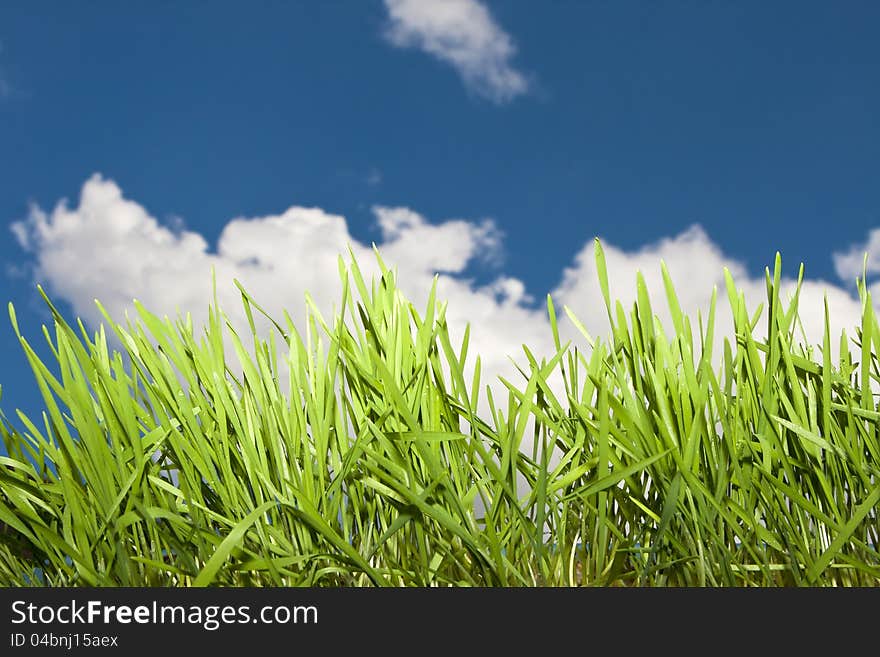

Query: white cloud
<box><xmin>553</xmin><ymin>225</ymin><xmax>873</xmax><ymax>370</ymax></box>
<box><xmin>382</xmin><ymin>0</ymin><xmax>529</xmax><ymax>103</ymax></box>
<box><xmin>11</xmin><ymin>174</ymin><xmax>877</xmax><ymax>421</ymax></box>
<box><xmin>833</xmin><ymin>228</ymin><xmax>880</xmax><ymax>289</ymax></box>
<box><xmin>10</xmin><ymin>174</ymin><xmax>551</xmax><ymax>398</ymax></box>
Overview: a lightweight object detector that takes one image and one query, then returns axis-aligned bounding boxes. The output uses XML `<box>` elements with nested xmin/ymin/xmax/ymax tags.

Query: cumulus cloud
<box><xmin>11</xmin><ymin>174</ymin><xmax>877</xmax><ymax>414</ymax></box>
<box><xmin>833</xmin><ymin>228</ymin><xmax>880</xmax><ymax>292</ymax></box>
<box><xmin>553</xmin><ymin>226</ymin><xmax>871</xmax><ymax>368</ymax></box>
<box><xmin>382</xmin><ymin>0</ymin><xmax>529</xmax><ymax>103</ymax></box>
<box><xmin>10</xmin><ymin>174</ymin><xmax>551</xmax><ymax>396</ymax></box>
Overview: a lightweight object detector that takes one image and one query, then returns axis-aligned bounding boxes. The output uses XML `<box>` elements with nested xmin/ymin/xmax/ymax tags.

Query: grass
<box><xmin>0</xmin><ymin>242</ymin><xmax>878</xmax><ymax>586</ymax></box>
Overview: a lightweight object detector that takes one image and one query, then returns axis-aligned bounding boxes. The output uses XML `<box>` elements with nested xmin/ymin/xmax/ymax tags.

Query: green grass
<box><xmin>1</xmin><ymin>242</ymin><xmax>878</xmax><ymax>586</ymax></box>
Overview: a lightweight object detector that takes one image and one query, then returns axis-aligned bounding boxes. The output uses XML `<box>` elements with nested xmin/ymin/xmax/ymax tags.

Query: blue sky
<box><xmin>1</xmin><ymin>0</ymin><xmax>879</xmax><ymax>438</ymax></box>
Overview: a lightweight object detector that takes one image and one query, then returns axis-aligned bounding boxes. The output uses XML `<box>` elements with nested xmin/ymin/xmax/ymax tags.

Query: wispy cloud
<box><xmin>382</xmin><ymin>0</ymin><xmax>529</xmax><ymax>103</ymax></box>
<box><xmin>366</xmin><ymin>167</ymin><xmax>383</xmax><ymax>186</ymax></box>
<box><xmin>0</xmin><ymin>40</ymin><xmax>12</xmax><ymax>99</ymax></box>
